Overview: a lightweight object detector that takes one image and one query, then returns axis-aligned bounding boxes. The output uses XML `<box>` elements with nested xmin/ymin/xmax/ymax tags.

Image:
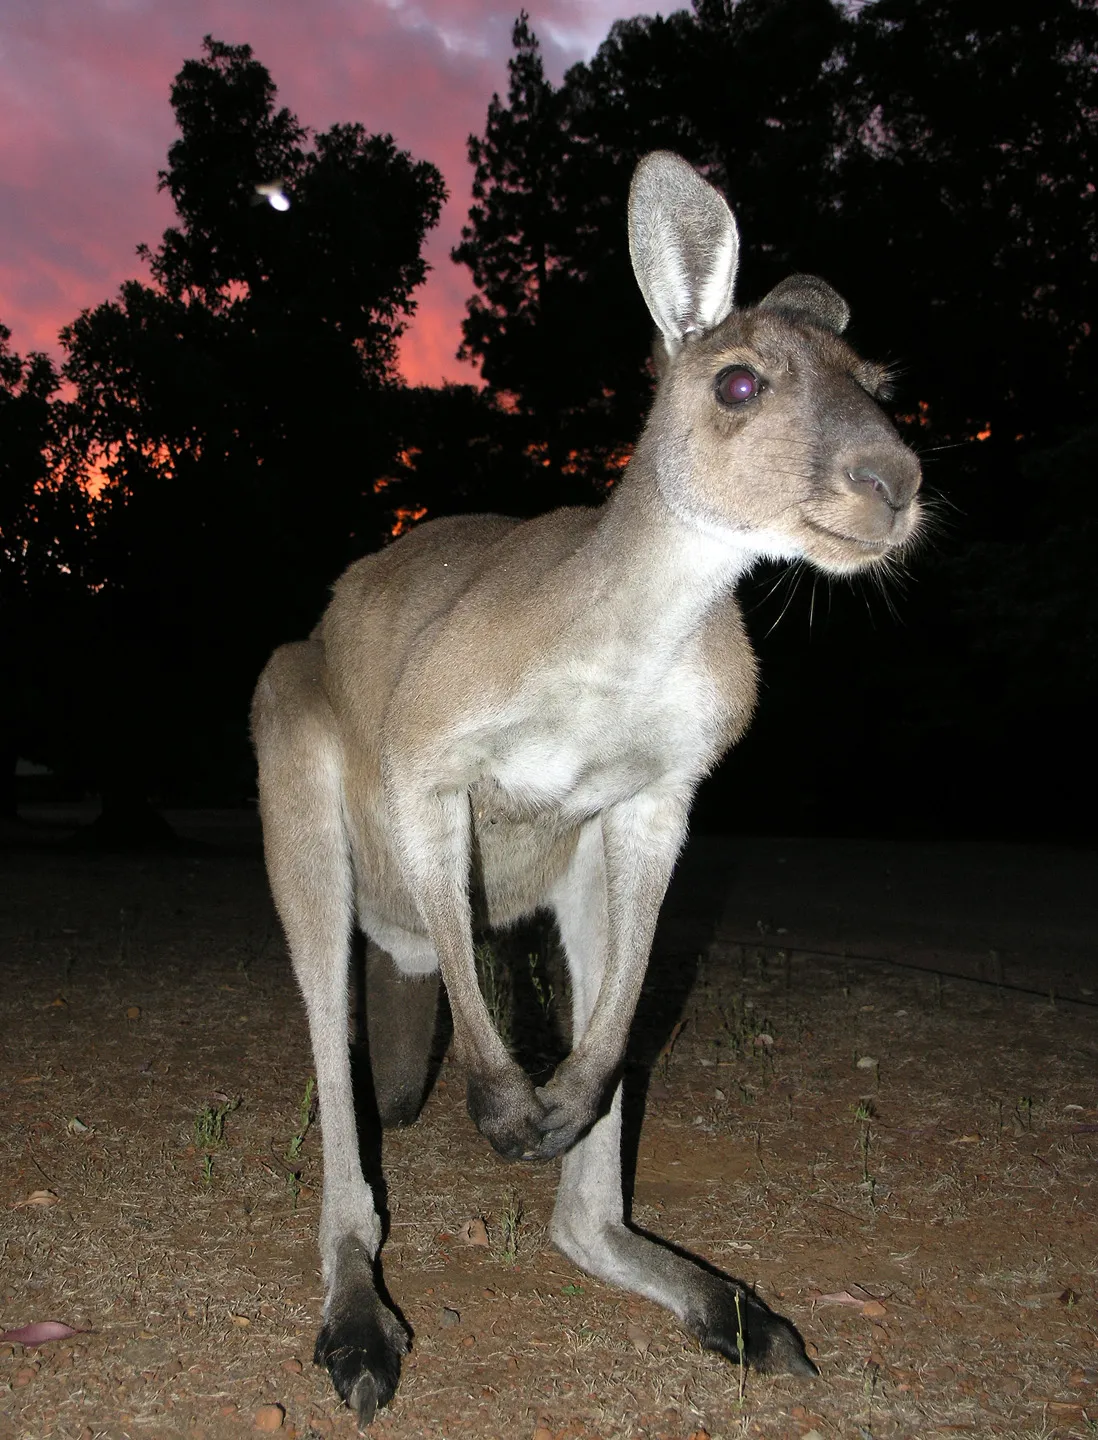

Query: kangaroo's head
<box><xmin>628</xmin><ymin>151</ymin><xmax>921</xmax><ymax>574</ymax></box>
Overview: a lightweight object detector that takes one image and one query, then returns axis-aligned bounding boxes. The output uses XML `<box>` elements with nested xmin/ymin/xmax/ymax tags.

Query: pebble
<box><xmin>440</xmin><ymin>1306</ymin><xmax>461</xmax><ymax>1326</ymax></box>
<box><xmin>254</xmin><ymin>1403</ymin><xmax>286</xmax><ymax>1430</ymax></box>
<box><xmin>281</xmin><ymin>1358</ymin><xmax>303</xmax><ymax>1373</ymax></box>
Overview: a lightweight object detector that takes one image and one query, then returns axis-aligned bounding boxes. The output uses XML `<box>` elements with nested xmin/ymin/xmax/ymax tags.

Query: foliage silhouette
<box><xmin>4</xmin><ymin>8</ymin><xmax>1095</xmax><ymax>839</ymax></box>
<box><xmin>51</xmin><ymin>37</ymin><xmax>445</xmax><ymax>824</ymax></box>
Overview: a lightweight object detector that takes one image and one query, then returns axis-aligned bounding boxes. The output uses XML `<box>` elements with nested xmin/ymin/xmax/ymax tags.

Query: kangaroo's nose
<box><xmin>846</xmin><ymin>461</ymin><xmax>919</xmax><ymax>512</ymax></box>
<box><xmin>847</xmin><ymin>466</ymin><xmax>899</xmax><ymax>510</ymax></box>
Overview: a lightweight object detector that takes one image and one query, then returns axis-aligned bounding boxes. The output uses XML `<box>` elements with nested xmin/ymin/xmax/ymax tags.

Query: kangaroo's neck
<box><xmin>563</xmin><ymin>465</ymin><xmax>760</xmax><ymax>648</ymax></box>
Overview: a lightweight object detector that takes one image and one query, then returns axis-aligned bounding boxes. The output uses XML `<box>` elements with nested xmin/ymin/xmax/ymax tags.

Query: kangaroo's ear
<box><xmin>628</xmin><ymin>152</ymin><xmax>739</xmax><ymax>359</ymax></box>
<box><xmin>757</xmin><ymin>274</ymin><xmax>850</xmax><ymax>336</ymax></box>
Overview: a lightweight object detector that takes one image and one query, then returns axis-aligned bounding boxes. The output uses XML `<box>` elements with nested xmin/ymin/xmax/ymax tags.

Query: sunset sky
<box><xmin>0</xmin><ymin>0</ymin><xmax>649</xmax><ymax>387</ymax></box>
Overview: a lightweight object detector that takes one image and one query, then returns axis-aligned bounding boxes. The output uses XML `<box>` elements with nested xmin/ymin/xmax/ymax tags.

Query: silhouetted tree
<box><xmin>453</xmin><ymin>1</ymin><xmax>1098</xmax><ymax>838</ymax></box>
<box><xmin>456</xmin><ymin>1</ymin><xmax>1096</xmax><ymax>469</ymax></box>
<box><xmin>453</xmin><ymin>3</ymin><xmax>850</xmax><ymax>499</ymax></box>
<box><xmin>56</xmin><ymin>37</ymin><xmax>445</xmax><ymax>822</ymax></box>
<box><xmin>0</xmin><ymin>326</ymin><xmax>96</xmax><ymax>816</ymax></box>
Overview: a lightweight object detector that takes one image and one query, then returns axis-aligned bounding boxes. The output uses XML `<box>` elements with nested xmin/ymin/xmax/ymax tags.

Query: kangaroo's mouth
<box><xmin>799</xmin><ymin>514</ymin><xmax>901</xmax><ymax>551</ymax></box>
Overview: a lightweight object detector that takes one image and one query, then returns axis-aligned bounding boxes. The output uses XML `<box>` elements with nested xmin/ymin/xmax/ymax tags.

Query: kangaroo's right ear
<box><xmin>628</xmin><ymin>152</ymin><xmax>740</xmax><ymax>361</ymax></box>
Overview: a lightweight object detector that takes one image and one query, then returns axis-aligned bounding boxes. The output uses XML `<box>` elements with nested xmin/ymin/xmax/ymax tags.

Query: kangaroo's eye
<box><xmin>715</xmin><ymin>366</ymin><xmax>761</xmax><ymax>407</ymax></box>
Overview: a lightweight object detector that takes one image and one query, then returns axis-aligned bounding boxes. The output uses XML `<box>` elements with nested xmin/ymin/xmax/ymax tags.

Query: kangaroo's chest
<box><xmin>473</xmin><ymin>642</ymin><xmax>722</xmax><ymax>821</ymax></box>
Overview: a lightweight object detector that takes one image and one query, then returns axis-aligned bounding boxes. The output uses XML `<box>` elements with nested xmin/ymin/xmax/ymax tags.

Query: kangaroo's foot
<box><xmin>315</xmin><ymin>1238</ymin><xmax>409</xmax><ymax>1427</ymax></box>
<box><xmin>466</xmin><ymin>1063</ymin><xmax>548</xmax><ymax>1159</ymax></box>
<box><xmin>683</xmin><ymin>1267</ymin><xmax>818</xmax><ymax>1377</ymax></box>
<box><xmin>554</xmin><ymin>1215</ymin><xmax>816</xmax><ymax>1380</ymax></box>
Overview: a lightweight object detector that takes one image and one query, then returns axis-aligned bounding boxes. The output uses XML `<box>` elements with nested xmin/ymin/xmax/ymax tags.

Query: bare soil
<box><xmin>2</xmin><ymin>811</ymin><xmax>1096</xmax><ymax>1440</ymax></box>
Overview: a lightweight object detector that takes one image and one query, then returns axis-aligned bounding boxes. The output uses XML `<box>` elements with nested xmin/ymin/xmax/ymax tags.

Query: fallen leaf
<box><xmin>229</xmin><ymin>1313</ymin><xmax>251</xmax><ymax>1327</ymax></box>
<box><xmin>954</xmin><ymin>1134</ymin><xmax>981</xmax><ymax>1144</ymax></box>
<box><xmin>0</xmin><ymin>1321</ymin><xmax>80</xmax><ymax>1346</ymax></box>
<box><xmin>11</xmin><ymin>1190</ymin><xmax>59</xmax><ymax>1209</ymax></box>
<box><xmin>816</xmin><ymin>1289</ymin><xmax>871</xmax><ymax>1308</ymax></box>
<box><xmin>458</xmin><ymin>1217</ymin><xmax>489</xmax><ymax>1247</ymax></box>
<box><xmin>813</xmin><ymin>1284</ymin><xmax>889</xmax><ymax>1316</ymax></box>
<box><xmin>856</xmin><ymin>1056</ymin><xmax>878</xmax><ymax>1069</ymax></box>
<box><xmin>626</xmin><ymin>1322</ymin><xmax>651</xmax><ymax>1355</ymax></box>
<box><xmin>753</xmin><ymin>1032</ymin><xmax>774</xmax><ymax>1048</ymax></box>
<box><xmin>66</xmin><ymin>1117</ymin><xmax>92</xmax><ymax>1135</ymax></box>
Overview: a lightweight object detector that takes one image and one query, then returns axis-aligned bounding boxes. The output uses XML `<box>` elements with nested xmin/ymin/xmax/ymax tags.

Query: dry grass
<box><xmin>1</xmin><ymin>845</ymin><xmax>1096</xmax><ymax>1439</ymax></box>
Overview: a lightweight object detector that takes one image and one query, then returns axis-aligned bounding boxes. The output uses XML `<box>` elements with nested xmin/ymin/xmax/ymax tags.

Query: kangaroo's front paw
<box><xmin>466</xmin><ymin>1065</ymin><xmax>547</xmax><ymax>1160</ymax></box>
<box><xmin>533</xmin><ymin>1056</ymin><xmax>606</xmax><ymax>1158</ymax></box>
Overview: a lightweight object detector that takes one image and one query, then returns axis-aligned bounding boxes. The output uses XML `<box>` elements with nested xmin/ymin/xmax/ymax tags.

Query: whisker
<box><xmin>765</xmin><ymin>563</ymin><xmax>805</xmax><ymax>637</ymax></box>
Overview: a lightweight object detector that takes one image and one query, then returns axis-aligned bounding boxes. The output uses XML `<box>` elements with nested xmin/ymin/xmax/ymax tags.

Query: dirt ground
<box><xmin>1</xmin><ymin>810</ymin><xmax>1096</xmax><ymax>1440</ymax></box>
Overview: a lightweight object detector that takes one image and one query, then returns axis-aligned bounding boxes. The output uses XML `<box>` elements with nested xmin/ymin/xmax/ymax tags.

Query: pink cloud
<box><xmin>0</xmin><ymin>1</ymin><xmax>646</xmax><ymax>385</ymax></box>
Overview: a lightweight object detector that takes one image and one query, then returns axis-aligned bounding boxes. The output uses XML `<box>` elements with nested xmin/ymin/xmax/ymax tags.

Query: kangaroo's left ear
<box><xmin>628</xmin><ymin>151</ymin><xmax>740</xmax><ymax>360</ymax></box>
<box><xmin>757</xmin><ymin>274</ymin><xmax>850</xmax><ymax>335</ymax></box>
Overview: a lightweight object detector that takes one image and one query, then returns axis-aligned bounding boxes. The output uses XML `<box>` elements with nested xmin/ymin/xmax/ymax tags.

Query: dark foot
<box><xmin>467</xmin><ymin>1065</ymin><xmax>548</xmax><ymax>1160</ymax></box>
<box><xmin>533</xmin><ymin>1054</ymin><xmax>606</xmax><ymax>1158</ymax></box>
<box><xmin>316</xmin><ymin>1244</ymin><xmax>410</xmax><ymax>1426</ymax></box>
<box><xmin>687</xmin><ymin>1278</ymin><xmax>817</xmax><ymax>1378</ymax></box>
<box><xmin>376</xmin><ymin>1089</ymin><xmax>427</xmax><ymax>1129</ymax></box>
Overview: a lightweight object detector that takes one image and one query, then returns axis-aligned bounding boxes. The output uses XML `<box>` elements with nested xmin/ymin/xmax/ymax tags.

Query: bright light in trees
<box><xmin>254</xmin><ymin>181</ymin><xmax>290</xmax><ymax>211</ymax></box>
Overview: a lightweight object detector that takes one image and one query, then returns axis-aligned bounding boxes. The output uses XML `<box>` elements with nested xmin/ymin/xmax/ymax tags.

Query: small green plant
<box><xmin>496</xmin><ymin>1188</ymin><xmax>524</xmax><ymax>1266</ymax></box>
<box><xmin>733</xmin><ymin>1289</ymin><xmax>746</xmax><ymax>1403</ymax></box>
<box><xmin>560</xmin><ymin>1282</ymin><xmax>584</xmax><ymax>1296</ymax></box>
<box><xmin>193</xmin><ymin>1095</ymin><xmax>241</xmax><ymax>1182</ymax></box>
<box><xmin>283</xmin><ymin>1076</ymin><xmax>318</xmax><ymax>1204</ymax></box>
<box><xmin>287</xmin><ymin>1076</ymin><xmax>317</xmax><ymax>1162</ymax></box>
<box><xmin>475</xmin><ymin>941</ymin><xmax>513</xmax><ymax>1049</ymax></box>
<box><xmin>527</xmin><ymin>952</ymin><xmax>555</xmax><ymax>1023</ymax></box>
<box><xmin>853</xmin><ymin>1101</ymin><xmax>877</xmax><ymax>1205</ymax></box>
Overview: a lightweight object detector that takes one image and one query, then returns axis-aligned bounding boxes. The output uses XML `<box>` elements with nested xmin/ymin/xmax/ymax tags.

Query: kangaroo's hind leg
<box><xmin>365</xmin><ymin>940</ymin><xmax>440</xmax><ymax>1128</ymax></box>
<box><xmin>252</xmin><ymin>641</ymin><xmax>407</xmax><ymax>1426</ymax></box>
<box><xmin>547</xmin><ymin>818</ymin><xmax>816</xmax><ymax>1378</ymax></box>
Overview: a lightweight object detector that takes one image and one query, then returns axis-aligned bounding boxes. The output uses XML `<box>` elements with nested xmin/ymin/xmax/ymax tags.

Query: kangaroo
<box><xmin>251</xmin><ymin>151</ymin><xmax>921</xmax><ymax>1425</ymax></box>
